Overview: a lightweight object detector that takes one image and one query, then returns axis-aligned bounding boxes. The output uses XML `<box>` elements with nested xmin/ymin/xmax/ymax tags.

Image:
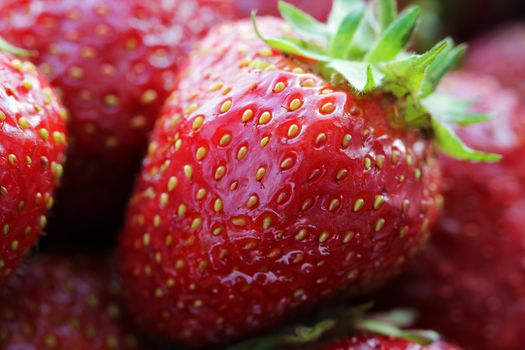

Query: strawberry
<box><xmin>0</xmin><ymin>0</ymin><xmax>234</xmax><ymax>241</ymax></box>
<box><xmin>315</xmin><ymin>335</ymin><xmax>460</xmax><ymax>350</ymax></box>
<box><xmin>0</xmin><ymin>254</ymin><xmax>148</xmax><ymax>349</ymax></box>
<box><xmin>375</xmin><ymin>71</ymin><xmax>525</xmax><ymax>350</ymax></box>
<box><xmin>466</xmin><ymin>24</ymin><xmax>525</xmax><ymax>101</ymax></box>
<box><xmin>233</xmin><ymin>0</ymin><xmax>332</xmax><ymax>20</ymax></box>
<box><xmin>0</xmin><ymin>47</ymin><xmax>67</xmax><ymax>287</ymax></box>
<box><xmin>118</xmin><ymin>0</ymin><xmax>497</xmax><ymax>346</ymax></box>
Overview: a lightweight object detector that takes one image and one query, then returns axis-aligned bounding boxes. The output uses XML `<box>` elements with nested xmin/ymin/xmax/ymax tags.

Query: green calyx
<box><xmin>227</xmin><ymin>304</ymin><xmax>441</xmax><ymax>350</ymax></box>
<box><xmin>251</xmin><ymin>0</ymin><xmax>501</xmax><ymax>162</ymax></box>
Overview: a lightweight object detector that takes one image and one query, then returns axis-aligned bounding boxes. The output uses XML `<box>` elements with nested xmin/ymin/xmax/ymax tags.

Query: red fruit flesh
<box><xmin>375</xmin><ymin>72</ymin><xmax>525</xmax><ymax>350</ymax></box>
<box><xmin>0</xmin><ymin>53</ymin><xmax>67</xmax><ymax>287</ymax></box>
<box><xmin>316</xmin><ymin>334</ymin><xmax>461</xmax><ymax>350</ymax></box>
<box><xmin>118</xmin><ymin>18</ymin><xmax>442</xmax><ymax>346</ymax></box>
<box><xmin>0</xmin><ymin>254</ymin><xmax>147</xmax><ymax>349</ymax></box>
<box><xmin>0</xmin><ymin>0</ymin><xmax>234</xmax><ymax>240</ymax></box>
<box><xmin>466</xmin><ymin>24</ymin><xmax>525</xmax><ymax>101</ymax></box>
<box><xmin>233</xmin><ymin>0</ymin><xmax>332</xmax><ymax>21</ymax></box>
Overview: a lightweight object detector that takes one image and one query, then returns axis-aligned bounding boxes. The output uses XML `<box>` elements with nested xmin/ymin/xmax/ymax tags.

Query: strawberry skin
<box><xmin>233</xmin><ymin>0</ymin><xmax>332</xmax><ymax>20</ymax></box>
<box><xmin>118</xmin><ymin>17</ymin><xmax>442</xmax><ymax>346</ymax></box>
<box><xmin>0</xmin><ymin>53</ymin><xmax>67</xmax><ymax>287</ymax></box>
<box><xmin>376</xmin><ymin>72</ymin><xmax>525</xmax><ymax>350</ymax></box>
<box><xmin>316</xmin><ymin>335</ymin><xmax>461</xmax><ymax>350</ymax></box>
<box><xmin>0</xmin><ymin>0</ymin><xmax>234</xmax><ymax>240</ymax></box>
<box><xmin>466</xmin><ymin>24</ymin><xmax>525</xmax><ymax>101</ymax></box>
<box><xmin>0</xmin><ymin>254</ymin><xmax>147</xmax><ymax>350</ymax></box>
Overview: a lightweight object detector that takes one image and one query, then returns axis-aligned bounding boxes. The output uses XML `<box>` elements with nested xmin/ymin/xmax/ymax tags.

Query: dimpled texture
<box><xmin>0</xmin><ymin>254</ymin><xmax>147</xmax><ymax>350</ymax></box>
<box><xmin>0</xmin><ymin>53</ymin><xmax>67</xmax><ymax>287</ymax></box>
<box><xmin>466</xmin><ymin>24</ymin><xmax>525</xmax><ymax>101</ymax></box>
<box><xmin>316</xmin><ymin>335</ymin><xmax>461</xmax><ymax>350</ymax></box>
<box><xmin>233</xmin><ymin>0</ymin><xmax>332</xmax><ymax>20</ymax></box>
<box><xmin>376</xmin><ymin>72</ymin><xmax>525</xmax><ymax>350</ymax></box>
<box><xmin>118</xmin><ymin>18</ymin><xmax>442</xmax><ymax>346</ymax></box>
<box><xmin>0</xmin><ymin>0</ymin><xmax>234</xmax><ymax>239</ymax></box>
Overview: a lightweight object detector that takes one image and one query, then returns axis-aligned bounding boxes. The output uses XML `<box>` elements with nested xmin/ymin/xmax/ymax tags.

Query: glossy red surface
<box><xmin>0</xmin><ymin>0</ymin><xmax>234</xmax><ymax>239</ymax></box>
<box><xmin>316</xmin><ymin>334</ymin><xmax>461</xmax><ymax>350</ymax></box>
<box><xmin>0</xmin><ymin>52</ymin><xmax>67</xmax><ymax>286</ymax></box>
<box><xmin>118</xmin><ymin>18</ymin><xmax>442</xmax><ymax>346</ymax></box>
<box><xmin>376</xmin><ymin>72</ymin><xmax>525</xmax><ymax>350</ymax></box>
<box><xmin>0</xmin><ymin>254</ymin><xmax>148</xmax><ymax>349</ymax></box>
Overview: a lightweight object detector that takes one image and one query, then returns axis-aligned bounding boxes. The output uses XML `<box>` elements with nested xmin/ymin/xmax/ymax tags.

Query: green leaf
<box><xmin>329</xmin><ymin>60</ymin><xmax>384</xmax><ymax>92</ymax></box>
<box><xmin>328</xmin><ymin>0</ymin><xmax>363</xmax><ymax>31</ymax></box>
<box><xmin>0</xmin><ymin>37</ymin><xmax>32</xmax><ymax>57</ymax></box>
<box><xmin>365</xmin><ymin>5</ymin><xmax>420</xmax><ymax>63</ymax></box>
<box><xmin>356</xmin><ymin>319</ymin><xmax>440</xmax><ymax>346</ymax></box>
<box><xmin>370</xmin><ymin>309</ymin><xmax>417</xmax><ymax>328</ymax></box>
<box><xmin>283</xmin><ymin>320</ymin><xmax>337</xmax><ymax>344</ymax></box>
<box><xmin>329</xmin><ymin>4</ymin><xmax>366</xmax><ymax>58</ymax></box>
<box><xmin>251</xmin><ymin>13</ymin><xmax>331</xmax><ymax>62</ymax></box>
<box><xmin>278</xmin><ymin>1</ymin><xmax>329</xmax><ymax>44</ymax></box>
<box><xmin>380</xmin><ymin>40</ymin><xmax>448</xmax><ymax>97</ymax></box>
<box><xmin>420</xmin><ymin>40</ymin><xmax>466</xmax><ymax>97</ymax></box>
<box><xmin>431</xmin><ymin>118</ymin><xmax>502</xmax><ymax>162</ymax></box>
<box><xmin>422</xmin><ymin>93</ymin><xmax>495</xmax><ymax>126</ymax></box>
<box><xmin>379</xmin><ymin>0</ymin><xmax>397</xmax><ymax>31</ymax></box>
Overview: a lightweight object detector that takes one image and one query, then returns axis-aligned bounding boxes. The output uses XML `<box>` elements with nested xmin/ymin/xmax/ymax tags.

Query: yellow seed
<box><xmin>7</xmin><ymin>154</ymin><xmax>17</xmax><ymax>166</ymax></box>
<box><xmin>336</xmin><ymin>169</ymin><xmax>348</xmax><ymax>181</ymax></box>
<box><xmin>315</xmin><ymin>133</ymin><xmax>326</xmax><ymax>145</ymax></box>
<box><xmin>414</xmin><ymin>168</ymin><xmax>422</xmax><ymax>180</ymax></box>
<box><xmin>375</xmin><ymin>218</ymin><xmax>386</xmax><ymax>232</ymax></box>
<box><xmin>191</xmin><ymin>217</ymin><xmax>202</xmax><ymax>229</ymax></box>
<box><xmin>301</xmin><ymin>78</ymin><xmax>315</xmax><ymax>87</ymax></box>
<box><xmin>406</xmin><ymin>155</ymin><xmax>413</xmax><ymax>166</ymax></box>
<box><xmin>319</xmin><ymin>231</ymin><xmax>330</xmax><ymax>243</ymax></box>
<box><xmin>237</xmin><ymin>146</ymin><xmax>248</xmax><ymax>160</ymax></box>
<box><xmin>259</xmin><ymin>111</ymin><xmax>272</xmax><ymax>125</ymax></box>
<box><xmin>214</xmin><ymin>198</ymin><xmax>223</xmax><ymax>212</ymax></box>
<box><xmin>376</xmin><ymin>155</ymin><xmax>385</xmax><ymax>169</ymax></box>
<box><xmin>328</xmin><ymin>198</ymin><xmax>340</xmax><ymax>211</ymax></box>
<box><xmin>213</xmin><ymin>226</ymin><xmax>223</xmax><ymax>235</ymax></box>
<box><xmin>260</xmin><ymin>136</ymin><xmax>270</xmax><ymax>147</ymax></box>
<box><xmin>184</xmin><ymin>165</ymin><xmax>193</xmax><ymax>179</ymax></box>
<box><xmin>280</xmin><ymin>157</ymin><xmax>294</xmax><ymax>170</ymax></box>
<box><xmin>263</xmin><ymin>216</ymin><xmax>272</xmax><ymax>229</ymax></box>
<box><xmin>242</xmin><ymin>109</ymin><xmax>254</xmax><ymax>122</ymax></box>
<box><xmin>353</xmin><ymin>198</ymin><xmax>365</xmax><ymax>212</ymax></box>
<box><xmin>256</xmin><ymin>167</ymin><xmax>266</xmax><ymax>181</ymax></box>
<box><xmin>18</xmin><ymin>117</ymin><xmax>30</xmax><ymax>129</ymax></box>
<box><xmin>258</xmin><ymin>47</ymin><xmax>273</xmax><ymax>57</ymax></box>
<box><xmin>219</xmin><ymin>133</ymin><xmax>232</xmax><ymax>146</ymax></box>
<box><xmin>38</xmin><ymin>128</ymin><xmax>49</xmax><ymax>141</ymax></box>
<box><xmin>0</xmin><ymin>111</ymin><xmax>6</xmax><ymax>121</ymax></box>
<box><xmin>246</xmin><ymin>195</ymin><xmax>259</xmax><ymax>208</ymax></box>
<box><xmin>364</xmin><ymin>158</ymin><xmax>372</xmax><ymax>170</ymax></box>
<box><xmin>22</xmin><ymin>79</ymin><xmax>33</xmax><ymax>90</ymax></box>
<box><xmin>287</xmin><ymin>124</ymin><xmax>300</xmax><ymax>138</ymax></box>
<box><xmin>295</xmin><ymin>229</ymin><xmax>307</xmax><ymax>241</ymax></box>
<box><xmin>289</xmin><ymin>98</ymin><xmax>301</xmax><ymax>111</ymax></box>
<box><xmin>208</xmin><ymin>82</ymin><xmax>223</xmax><ymax>91</ymax></box>
<box><xmin>196</xmin><ymin>188</ymin><xmax>206</xmax><ymax>200</ymax></box>
<box><xmin>222</xmin><ymin>86</ymin><xmax>232</xmax><ymax>95</ymax></box>
<box><xmin>320</xmin><ymin>102</ymin><xmax>335</xmax><ymax>114</ymax></box>
<box><xmin>53</xmin><ymin>131</ymin><xmax>66</xmax><ymax>144</ymax></box>
<box><xmin>231</xmin><ymin>217</ymin><xmax>248</xmax><ymax>227</ymax></box>
<box><xmin>192</xmin><ymin>116</ymin><xmax>204</xmax><ymax>130</ymax></box>
<box><xmin>177</xmin><ymin>204</ymin><xmax>187</xmax><ymax>217</ymax></box>
<box><xmin>273</xmin><ymin>82</ymin><xmax>286</xmax><ymax>92</ymax></box>
<box><xmin>292</xmin><ymin>67</ymin><xmax>305</xmax><ymax>74</ymax></box>
<box><xmin>196</xmin><ymin>147</ymin><xmax>207</xmax><ymax>161</ymax></box>
<box><xmin>214</xmin><ymin>165</ymin><xmax>226</xmax><ymax>180</ymax></box>
<box><xmin>141</xmin><ymin>89</ymin><xmax>158</xmax><ymax>104</ymax></box>
<box><xmin>341</xmin><ymin>134</ymin><xmax>352</xmax><ymax>148</ymax></box>
<box><xmin>220</xmin><ymin>100</ymin><xmax>232</xmax><ymax>113</ymax></box>
<box><xmin>374</xmin><ymin>195</ymin><xmax>385</xmax><ymax>209</ymax></box>
<box><xmin>143</xmin><ymin>233</ymin><xmax>151</xmax><ymax>246</ymax></box>
<box><xmin>167</xmin><ymin>176</ymin><xmax>178</xmax><ymax>192</ymax></box>
<box><xmin>159</xmin><ymin>193</ymin><xmax>169</xmax><ymax>208</ymax></box>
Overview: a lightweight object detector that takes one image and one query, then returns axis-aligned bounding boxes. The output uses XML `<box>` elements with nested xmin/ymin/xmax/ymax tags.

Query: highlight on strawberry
<box><xmin>117</xmin><ymin>0</ymin><xmax>500</xmax><ymax>347</ymax></box>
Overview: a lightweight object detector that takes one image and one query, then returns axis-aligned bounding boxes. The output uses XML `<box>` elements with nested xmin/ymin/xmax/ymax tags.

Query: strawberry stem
<box><xmin>0</xmin><ymin>37</ymin><xmax>33</xmax><ymax>57</ymax></box>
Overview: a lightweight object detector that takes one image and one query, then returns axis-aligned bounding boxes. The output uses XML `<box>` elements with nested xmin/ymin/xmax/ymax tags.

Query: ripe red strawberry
<box><xmin>233</xmin><ymin>0</ymin><xmax>332</xmax><ymax>20</ymax></box>
<box><xmin>466</xmin><ymin>24</ymin><xmax>525</xmax><ymax>101</ymax></box>
<box><xmin>118</xmin><ymin>1</ymin><xmax>497</xmax><ymax>346</ymax></box>
<box><xmin>0</xmin><ymin>50</ymin><xmax>67</xmax><ymax>287</ymax></box>
<box><xmin>0</xmin><ymin>254</ymin><xmax>148</xmax><ymax>349</ymax></box>
<box><xmin>0</xmin><ymin>0</ymin><xmax>234</xmax><ymax>241</ymax></box>
<box><xmin>316</xmin><ymin>335</ymin><xmax>460</xmax><ymax>350</ymax></box>
<box><xmin>375</xmin><ymin>71</ymin><xmax>525</xmax><ymax>350</ymax></box>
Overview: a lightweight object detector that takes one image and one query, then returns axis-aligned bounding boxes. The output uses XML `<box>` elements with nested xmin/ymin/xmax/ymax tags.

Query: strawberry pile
<box><xmin>0</xmin><ymin>0</ymin><xmax>524</xmax><ymax>349</ymax></box>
